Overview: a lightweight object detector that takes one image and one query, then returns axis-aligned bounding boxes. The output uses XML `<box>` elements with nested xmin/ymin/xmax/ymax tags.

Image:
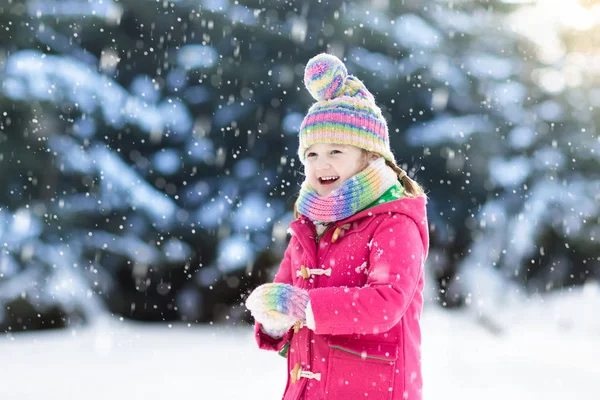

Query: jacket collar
<box><xmin>291</xmin><ymin>195</ymin><xmax>429</xmax><ymax>259</ymax></box>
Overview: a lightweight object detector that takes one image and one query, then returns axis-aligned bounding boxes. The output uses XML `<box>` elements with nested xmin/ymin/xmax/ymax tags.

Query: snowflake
<box><xmin>355</xmin><ymin>262</ymin><xmax>368</xmax><ymax>274</ymax></box>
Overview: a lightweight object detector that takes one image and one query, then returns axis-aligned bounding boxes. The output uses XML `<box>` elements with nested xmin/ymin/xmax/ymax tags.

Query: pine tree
<box><xmin>1</xmin><ymin>0</ymin><xmax>597</xmax><ymax>332</ymax></box>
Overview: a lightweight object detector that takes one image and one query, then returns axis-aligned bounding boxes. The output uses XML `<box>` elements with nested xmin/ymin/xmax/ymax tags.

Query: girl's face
<box><xmin>304</xmin><ymin>143</ymin><xmax>368</xmax><ymax>197</ymax></box>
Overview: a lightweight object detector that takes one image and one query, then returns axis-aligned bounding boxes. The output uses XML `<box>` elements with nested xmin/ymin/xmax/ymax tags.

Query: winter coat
<box><xmin>255</xmin><ymin>195</ymin><xmax>429</xmax><ymax>400</ymax></box>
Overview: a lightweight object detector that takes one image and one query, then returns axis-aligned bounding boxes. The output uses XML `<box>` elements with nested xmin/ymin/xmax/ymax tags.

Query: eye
<box><xmin>330</xmin><ymin>149</ymin><xmax>342</xmax><ymax>155</ymax></box>
<box><xmin>306</xmin><ymin>152</ymin><xmax>317</xmax><ymax>158</ymax></box>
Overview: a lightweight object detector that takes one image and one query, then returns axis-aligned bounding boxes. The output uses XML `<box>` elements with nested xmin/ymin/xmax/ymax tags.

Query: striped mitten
<box><xmin>245</xmin><ymin>283</ymin><xmax>309</xmax><ymax>333</ymax></box>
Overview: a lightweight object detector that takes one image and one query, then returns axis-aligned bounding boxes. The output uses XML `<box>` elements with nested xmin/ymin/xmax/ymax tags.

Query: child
<box><xmin>245</xmin><ymin>53</ymin><xmax>429</xmax><ymax>400</ymax></box>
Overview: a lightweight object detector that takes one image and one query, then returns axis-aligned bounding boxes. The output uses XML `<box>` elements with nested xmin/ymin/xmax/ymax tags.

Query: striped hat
<box><xmin>298</xmin><ymin>53</ymin><xmax>395</xmax><ymax>164</ymax></box>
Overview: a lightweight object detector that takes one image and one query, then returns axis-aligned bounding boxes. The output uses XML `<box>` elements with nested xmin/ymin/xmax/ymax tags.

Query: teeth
<box><xmin>320</xmin><ymin>176</ymin><xmax>338</xmax><ymax>181</ymax></box>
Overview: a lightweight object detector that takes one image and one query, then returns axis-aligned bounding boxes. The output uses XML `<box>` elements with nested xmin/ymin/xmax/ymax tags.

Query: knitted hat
<box><xmin>298</xmin><ymin>53</ymin><xmax>396</xmax><ymax>165</ymax></box>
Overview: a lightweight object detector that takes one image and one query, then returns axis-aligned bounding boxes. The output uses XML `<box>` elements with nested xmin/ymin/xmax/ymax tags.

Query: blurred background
<box><xmin>0</xmin><ymin>0</ymin><xmax>599</xmax><ymax>398</ymax></box>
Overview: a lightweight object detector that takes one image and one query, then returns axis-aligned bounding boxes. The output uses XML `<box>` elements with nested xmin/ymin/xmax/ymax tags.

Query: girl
<box><xmin>245</xmin><ymin>53</ymin><xmax>429</xmax><ymax>400</ymax></box>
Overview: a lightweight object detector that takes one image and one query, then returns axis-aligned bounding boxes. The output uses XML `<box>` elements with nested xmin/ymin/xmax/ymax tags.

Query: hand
<box><xmin>245</xmin><ymin>283</ymin><xmax>310</xmax><ymax>326</ymax></box>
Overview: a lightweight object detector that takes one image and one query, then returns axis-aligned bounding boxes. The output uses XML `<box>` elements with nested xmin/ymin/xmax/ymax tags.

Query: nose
<box><xmin>315</xmin><ymin>156</ymin><xmax>331</xmax><ymax>171</ymax></box>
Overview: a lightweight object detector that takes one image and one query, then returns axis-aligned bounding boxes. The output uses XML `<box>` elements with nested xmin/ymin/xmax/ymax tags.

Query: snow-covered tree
<box><xmin>0</xmin><ymin>0</ymin><xmax>597</xmax><ymax>332</ymax></box>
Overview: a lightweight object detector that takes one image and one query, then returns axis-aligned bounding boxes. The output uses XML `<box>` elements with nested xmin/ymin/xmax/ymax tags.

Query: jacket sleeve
<box><xmin>308</xmin><ymin>215</ymin><xmax>425</xmax><ymax>336</ymax></box>
<box><xmin>254</xmin><ymin>240</ymin><xmax>295</xmax><ymax>352</ymax></box>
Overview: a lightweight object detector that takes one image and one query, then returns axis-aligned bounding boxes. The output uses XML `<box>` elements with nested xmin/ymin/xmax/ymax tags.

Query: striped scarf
<box><xmin>296</xmin><ymin>158</ymin><xmax>398</xmax><ymax>224</ymax></box>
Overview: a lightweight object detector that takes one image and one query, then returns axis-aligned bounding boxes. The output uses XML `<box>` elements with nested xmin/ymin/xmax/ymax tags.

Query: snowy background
<box><xmin>1</xmin><ymin>0</ymin><xmax>599</xmax><ymax>398</ymax></box>
<box><xmin>3</xmin><ymin>286</ymin><xmax>600</xmax><ymax>399</ymax></box>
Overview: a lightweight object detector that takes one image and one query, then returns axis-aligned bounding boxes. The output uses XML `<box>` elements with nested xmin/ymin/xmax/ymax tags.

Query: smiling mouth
<box><xmin>319</xmin><ymin>176</ymin><xmax>339</xmax><ymax>185</ymax></box>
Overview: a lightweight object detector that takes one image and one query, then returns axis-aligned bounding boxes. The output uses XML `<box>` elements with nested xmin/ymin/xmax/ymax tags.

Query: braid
<box><xmin>386</xmin><ymin>161</ymin><xmax>426</xmax><ymax>199</ymax></box>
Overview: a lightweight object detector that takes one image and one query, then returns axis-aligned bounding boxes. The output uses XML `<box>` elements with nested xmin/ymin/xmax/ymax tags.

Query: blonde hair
<box><xmin>293</xmin><ymin>150</ymin><xmax>425</xmax><ymax>219</ymax></box>
<box><xmin>385</xmin><ymin>160</ymin><xmax>425</xmax><ymax>198</ymax></box>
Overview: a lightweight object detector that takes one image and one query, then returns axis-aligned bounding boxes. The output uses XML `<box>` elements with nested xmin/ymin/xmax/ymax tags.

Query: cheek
<box><xmin>343</xmin><ymin>161</ymin><xmax>365</xmax><ymax>178</ymax></box>
<box><xmin>304</xmin><ymin>165</ymin><xmax>317</xmax><ymax>180</ymax></box>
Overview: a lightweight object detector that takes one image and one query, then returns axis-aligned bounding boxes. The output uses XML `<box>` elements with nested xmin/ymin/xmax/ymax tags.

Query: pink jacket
<box><xmin>255</xmin><ymin>195</ymin><xmax>429</xmax><ymax>400</ymax></box>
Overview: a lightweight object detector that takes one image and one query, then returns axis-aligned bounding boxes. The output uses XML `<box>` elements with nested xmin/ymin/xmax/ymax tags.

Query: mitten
<box><xmin>252</xmin><ymin>309</ymin><xmax>295</xmax><ymax>338</ymax></box>
<box><xmin>245</xmin><ymin>283</ymin><xmax>310</xmax><ymax>327</ymax></box>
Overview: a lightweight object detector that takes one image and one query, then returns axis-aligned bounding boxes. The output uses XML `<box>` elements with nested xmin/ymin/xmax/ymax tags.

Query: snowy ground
<box><xmin>1</xmin><ymin>286</ymin><xmax>599</xmax><ymax>400</ymax></box>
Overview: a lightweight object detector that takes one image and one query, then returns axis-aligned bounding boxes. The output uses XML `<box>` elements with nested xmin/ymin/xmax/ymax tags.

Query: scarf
<box><xmin>296</xmin><ymin>157</ymin><xmax>398</xmax><ymax>224</ymax></box>
<box><xmin>365</xmin><ymin>181</ymin><xmax>405</xmax><ymax>209</ymax></box>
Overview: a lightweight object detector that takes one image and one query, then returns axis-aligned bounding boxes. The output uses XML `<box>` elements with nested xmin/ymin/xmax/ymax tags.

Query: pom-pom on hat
<box><xmin>298</xmin><ymin>53</ymin><xmax>396</xmax><ymax>165</ymax></box>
